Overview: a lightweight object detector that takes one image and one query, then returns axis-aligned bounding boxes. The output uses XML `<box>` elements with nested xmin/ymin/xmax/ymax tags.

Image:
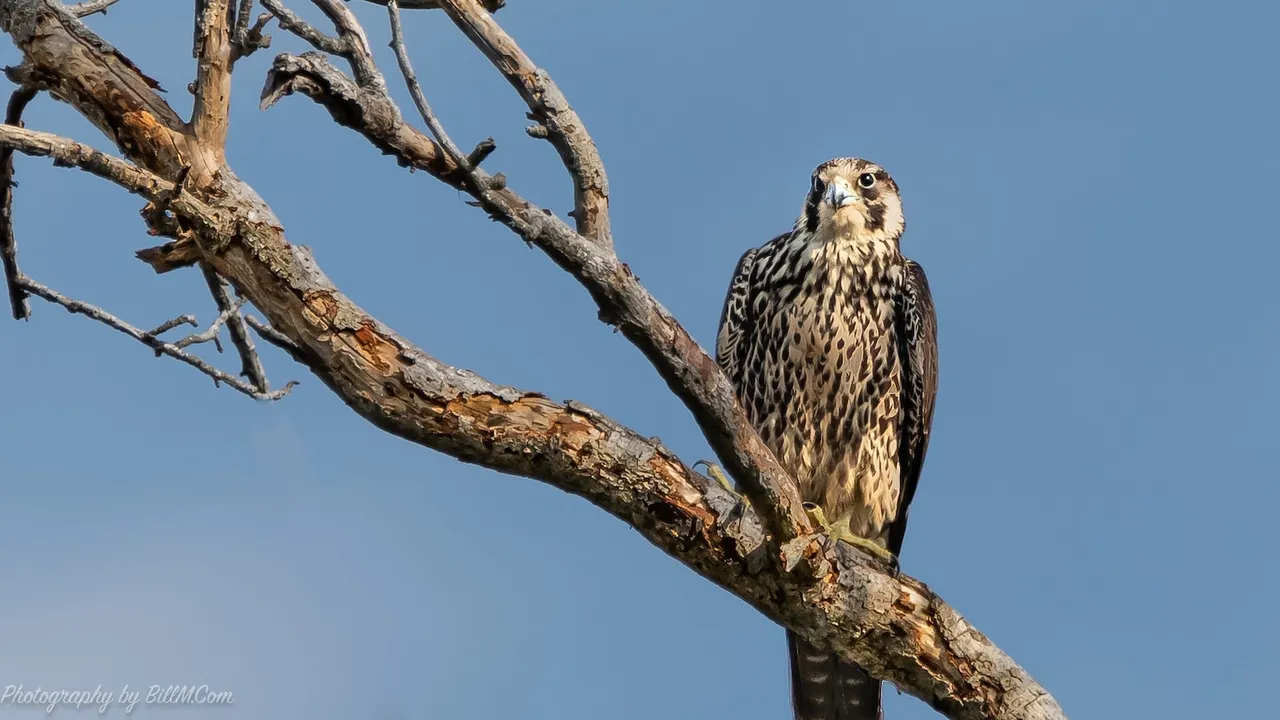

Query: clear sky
<box><xmin>1</xmin><ymin>1</ymin><xmax>1276</xmax><ymax>718</ymax></box>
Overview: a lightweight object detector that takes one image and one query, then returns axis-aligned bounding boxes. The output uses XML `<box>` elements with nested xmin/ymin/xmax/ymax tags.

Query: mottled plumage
<box><xmin>716</xmin><ymin>158</ymin><xmax>938</xmax><ymax>720</ymax></box>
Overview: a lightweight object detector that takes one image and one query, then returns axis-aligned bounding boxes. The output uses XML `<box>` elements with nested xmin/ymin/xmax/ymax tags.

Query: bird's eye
<box><xmin>811</xmin><ymin>175</ymin><xmax>826</xmax><ymax>195</ymax></box>
<box><xmin>857</xmin><ymin>173</ymin><xmax>876</xmax><ymax>189</ymax></box>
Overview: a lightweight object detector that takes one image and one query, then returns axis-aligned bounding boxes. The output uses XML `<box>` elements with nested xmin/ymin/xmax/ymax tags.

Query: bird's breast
<box><xmin>746</xmin><ymin>262</ymin><xmax>906</xmax><ymax>536</ymax></box>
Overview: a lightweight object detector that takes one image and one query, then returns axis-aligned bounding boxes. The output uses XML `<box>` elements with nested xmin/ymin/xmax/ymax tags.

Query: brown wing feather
<box><xmin>715</xmin><ymin>246</ymin><xmax>759</xmax><ymax>385</ymax></box>
<box><xmin>887</xmin><ymin>260</ymin><xmax>939</xmax><ymax>556</ymax></box>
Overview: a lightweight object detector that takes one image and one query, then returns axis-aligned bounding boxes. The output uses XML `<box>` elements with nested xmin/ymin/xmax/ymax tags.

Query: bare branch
<box><xmin>202</xmin><ymin>265</ymin><xmax>271</xmax><ymax>392</ymax></box>
<box><xmin>258</xmin><ymin>48</ymin><xmax>813</xmax><ymax>546</ymax></box>
<box><xmin>435</xmin><ymin>0</ymin><xmax>611</xmax><ymax>247</ymax></box>
<box><xmin>2</xmin><ymin>1</ymin><xmax>187</xmax><ymax>178</ymax></box>
<box><xmin>0</xmin><ymin>125</ymin><xmax>221</xmax><ymax>237</ymax></box>
<box><xmin>256</xmin><ymin>5</ymin><xmax>804</xmax><ymax>541</ymax></box>
<box><xmin>466</xmin><ymin>136</ymin><xmax>495</xmax><ymax>167</ymax></box>
<box><xmin>352</xmin><ymin>0</ymin><xmax>506</xmax><ymax>12</ymax></box>
<box><xmin>191</xmin><ymin>0</ymin><xmax>234</xmax><ymax>154</ymax></box>
<box><xmin>385</xmin><ymin>0</ymin><xmax>481</xmax><ymax>192</ymax></box>
<box><xmin>66</xmin><ymin>0</ymin><xmax>119</xmax><ymax>16</ymax></box>
<box><xmin>1</xmin><ymin>85</ymin><xmax>36</xmax><ymax>320</ymax></box>
<box><xmin>173</xmin><ymin>293</ymin><xmax>242</xmax><ymax>350</ymax></box>
<box><xmin>135</xmin><ymin>238</ymin><xmax>202</xmax><ymax>273</ymax></box>
<box><xmin>260</xmin><ymin>52</ymin><xmax>462</xmax><ymax>178</ymax></box>
<box><xmin>244</xmin><ymin>314</ymin><xmax>300</xmax><ymax>354</ymax></box>
<box><xmin>15</xmin><ymin>275</ymin><xmax>295</xmax><ymax>400</ymax></box>
<box><xmin>260</xmin><ymin>0</ymin><xmax>346</xmax><ymax>55</ymax></box>
<box><xmin>232</xmin><ymin>11</ymin><xmax>274</xmax><ymax>63</ymax></box>
<box><xmin>312</xmin><ymin>0</ymin><xmax>386</xmax><ymax>88</ymax></box>
<box><xmin>145</xmin><ymin>313</ymin><xmax>197</xmax><ymax>337</ymax></box>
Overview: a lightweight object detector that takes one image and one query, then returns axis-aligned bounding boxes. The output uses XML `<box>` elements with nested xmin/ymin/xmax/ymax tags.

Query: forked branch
<box><xmin>262</xmin><ymin>0</ymin><xmax>812</xmax><ymax>548</ymax></box>
<box><xmin>435</xmin><ymin>0</ymin><xmax>611</xmax><ymax>246</ymax></box>
<box><xmin>15</xmin><ymin>274</ymin><xmax>295</xmax><ymax>400</ymax></box>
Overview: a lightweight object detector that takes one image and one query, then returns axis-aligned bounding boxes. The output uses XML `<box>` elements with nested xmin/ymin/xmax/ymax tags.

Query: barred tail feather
<box><xmin>787</xmin><ymin>630</ymin><xmax>882</xmax><ymax>720</ymax></box>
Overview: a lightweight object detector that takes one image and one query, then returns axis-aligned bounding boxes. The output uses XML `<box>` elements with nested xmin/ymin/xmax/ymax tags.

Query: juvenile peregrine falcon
<box><xmin>715</xmin><ymin>158</ymin><xmax>938</xmax><ymax>720</ymax></box>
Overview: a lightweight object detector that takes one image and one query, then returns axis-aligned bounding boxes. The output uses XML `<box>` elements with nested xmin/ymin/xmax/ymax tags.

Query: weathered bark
<box><xmin>0</xmin><ymin>3</ymin><xmax>1066</xmax><ymax>719</ymax></box>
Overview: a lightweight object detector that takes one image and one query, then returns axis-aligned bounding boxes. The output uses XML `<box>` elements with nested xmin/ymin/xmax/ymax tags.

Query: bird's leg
<box><xmin>803</xmin><ymin>503</ymin><xmax>899</xmax><ymax>571</ymax></box>
<box><xmin>694</xmin><ymin>460</ymin><xmax>753</xmax><ymax>511</ymax></box>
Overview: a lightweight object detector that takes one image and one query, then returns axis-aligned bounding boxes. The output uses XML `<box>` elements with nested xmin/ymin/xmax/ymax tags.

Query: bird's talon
<box><xmin>694</xmin><ymin>460</ymin><xmax>752</xmax><ymax>510</ymax></box>
<box><xmin>804</xmin><ymin>502</ymin><xmax>899</xmax><ymax>568</ymax></box>
<box><xmin>694</xmin><ymin>460</ymin><xmax>734</xmax><ymax>493</ymax></box>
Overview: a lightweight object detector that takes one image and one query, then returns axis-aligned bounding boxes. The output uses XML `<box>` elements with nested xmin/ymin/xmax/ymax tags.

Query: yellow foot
<box><xmin>694</xmin><ymin>460</ymin><xmax>752</xmax><ymax>510</ymax></box>
<box><xmin>803</xmin><ymin>503</ymin><xmax>899</xmax><ymax>572</ymax></box>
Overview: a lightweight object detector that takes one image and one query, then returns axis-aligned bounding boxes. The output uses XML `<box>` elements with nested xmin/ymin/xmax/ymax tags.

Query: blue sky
<box><xmin>1</xmin><ymin>1</ymin><xmax>1277</xmax><ymax>718</ymax></box>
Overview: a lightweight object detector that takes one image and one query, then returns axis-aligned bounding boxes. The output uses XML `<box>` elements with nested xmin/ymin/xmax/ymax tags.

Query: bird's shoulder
<box><xmin>902</xmin><ymin>258</ymin><xmax>932</xmax><ymax>294</ymax></box>
<box><xmin>715</xmin><ymin>231</ymin><xmax>794</xmax><ymax>374</ymax></box>
<box><xmin>899</xmin><ymin>258</ymin><xmax>936</xmax><ymax>327</ymax></box>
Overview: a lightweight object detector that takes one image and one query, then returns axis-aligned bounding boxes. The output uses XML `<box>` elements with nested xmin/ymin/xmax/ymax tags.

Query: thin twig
<box><xmin>174</xmin><ymin>296</ymin><xmax>245</xmax><ymax>350</ymax></box>
<box><xmin>145</xmin><ymin>314</ymin><xmax>198</xmax><ymax>337</ymax></box>
<box><xmin>385</xmin><ymin>0</ymin><xmax>479</xmax><ymax>192</ymax></box>
<box><xmin>67</xmin><ymin>0</ymin><xmax>121</xmax><ymax>17</ymax></box>
<box><xmin>202</xmin><ymin>265</ymin><xmax>270</xmax><ymax>392</ymax></box>
<box><xmin>143</xmin><ymin>313</ymin><xmax>198</xmax><ymax>356</ymax></box>
<box><xmin>244</xmin><ymin>314</ymin><xmax>300</xmax><ymax>353</ymax></box>
<box><xmin>0</xmin><ymin>86</ymin><xmax>36</xmax><ymax>321</ymax></box>
<box><xmin>16</xmin><ymin>275</ymin><xmax>295</xmax><ymax>400</ymax></box>
<box><xmin>353</xmin><ymin>0</ymin><xmax>506</xmax><ymax>11</ymax></box>
<box><xmin>232</xmin><ymin>11</ymin><xmax>274</xmax><ymax>63</ymax></box>
<box><xmin>260</xmin><ymin>0</ymin><xmax>346</xmax><ymax>55</ymax></box>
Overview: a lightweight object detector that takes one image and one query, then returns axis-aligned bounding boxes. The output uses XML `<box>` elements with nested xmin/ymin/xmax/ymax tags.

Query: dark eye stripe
<box><xmin>805</xmin><ymin>176</ymin><xmax>825</xmax><ymax>232</ymax></box>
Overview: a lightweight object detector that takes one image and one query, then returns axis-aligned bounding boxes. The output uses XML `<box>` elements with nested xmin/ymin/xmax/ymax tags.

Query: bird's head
<box><xmin>800</xmin><ymin>157</ymin><xmax>904</xmax><ymax>243</ymax></box>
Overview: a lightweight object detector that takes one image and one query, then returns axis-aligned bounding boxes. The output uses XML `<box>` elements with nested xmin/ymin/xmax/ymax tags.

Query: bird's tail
<box><xmin>787</xmin><ymin>629</ymin><xmax>882</xmax><ymax>720</ymax></box>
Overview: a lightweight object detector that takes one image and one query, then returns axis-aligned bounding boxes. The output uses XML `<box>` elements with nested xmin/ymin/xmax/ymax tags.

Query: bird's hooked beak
<box><xmin>824</xmin><ymin>178</ymin><xmax>857</xmax><ymax>209</ymax></box>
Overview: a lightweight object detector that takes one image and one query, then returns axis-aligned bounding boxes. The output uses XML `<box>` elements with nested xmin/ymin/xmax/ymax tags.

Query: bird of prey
<box><xmin>713</xmin><ymin>157</ymin><xmax>938</xmax><ymax>720</ymax></box>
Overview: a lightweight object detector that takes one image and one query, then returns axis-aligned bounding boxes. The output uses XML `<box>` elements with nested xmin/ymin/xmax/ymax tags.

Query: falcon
<box><xmin>713</xmin><ymin>157</ymin><xmax>939</xmax><ymax>720</ymax></box>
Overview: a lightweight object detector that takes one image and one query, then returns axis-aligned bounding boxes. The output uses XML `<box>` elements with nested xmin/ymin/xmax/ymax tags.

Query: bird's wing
<box><xmin>715</xmin><ymin>245</ymin><xmax>760</xmax><ymax>386</ymax></box>
<box><xmin>887</xmin><ymin>259</ymin><xmax>939</xmax><ymax>556</ymax></box>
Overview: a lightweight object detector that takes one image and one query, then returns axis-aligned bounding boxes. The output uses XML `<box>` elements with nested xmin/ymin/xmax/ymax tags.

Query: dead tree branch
<box><xmin>262</xmin><ymin>0</ymin><xmax>812</xmax><ymax>549</ymax></box>
<box><xmin>245</xmin><ymin>313</ymin><xmax>300</xmax><ymax>354</ymax></box>
<box><xmin>191</xmin><ymin>0</ymin><xmax>233</xmax><ymax>156</ymax></box>
<box><xmin>146</xmin><ymin>313</ymin><xmax>197</xmax><ymax>337</ymax></box>
<box><xmin>231</xmin><ymin>10</ymin><xmax>274</xmax><ymax>64</ymax></box>
<box><xmin>15</xmin><ymin>274</ymin><xmax>295</xmax><ymax>400</ymax></box>
<box><xmin>385</xmin><ymin>0</ymin><xmax>481</xmax><ymax>191</ymax></box>
<box><xmin>0</xmin><ymin>1</ymin><xmax>1066</xmax><ymax>718</ymax></box>
<box><xmin>66</xmin><ymin>0</ymin><xmax>117</xmax><ymax>16</ymax></box>
<box><xmin>202</xmin><ymin>265</ymin><xmax>271</xmax><ymax>392</ymax></box>
<box><xmin>436</xmin><ymin>0</ymin><xmax>610</xmax><ymax>246</ymax></box>
<box><xmin>352</xmin><ymin>0</ymin><xmax>506</xmax><ymax>12</ymax></box>
<box><xmin>233</xmin><ymin>0</ymin><xmax>255</xmax><ymax>40</ymax></box>
<box><xmin>0</xmin><ymin>85</ymin><xmax>35</xmax><ymax>320</ymax></box>
<box><xmin>261</xmin><ymin>0</ymin><xmax>345</xmax><ymax>55</ymax></box>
